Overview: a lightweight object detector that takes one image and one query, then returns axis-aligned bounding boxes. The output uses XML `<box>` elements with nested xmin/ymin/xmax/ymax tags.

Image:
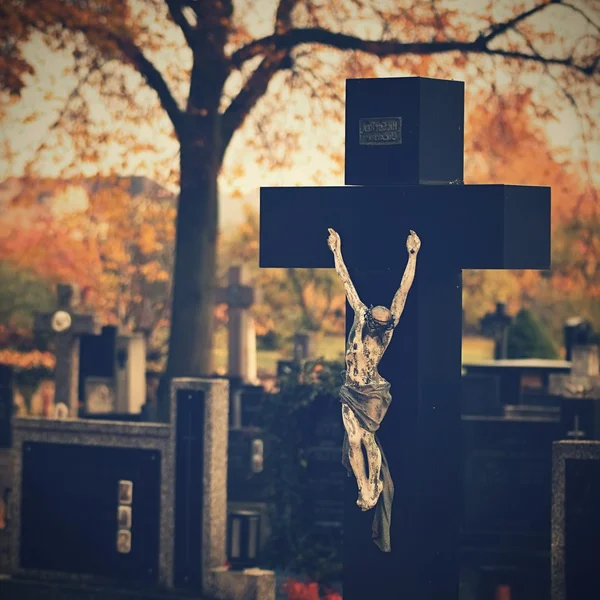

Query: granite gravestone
<box><xmin>169</xmin><ymin>378</ymin><xmax>275</xmax><ymax>599</ymax></box>
<box><xmin>461</xmin><ymin>414</ymin><xmax>561</xmax><ymax>599</ymax></box>
<box><xmin>552</xmin><ymin>440</ymin><xmax>600</xmax><ymax>600</ymax></box>
<box><xmin>260</xmin><ymin>76</ymin><xmax>551</xmax><ymax>600</ymax></box>
<box><xmin>10</xmin><ymin>417</ymin><xmax>174</xmax><ymax>586</ymax></box>
<box><xmin>34</xmin><ymin>284</ymin><xmax>97</xmax><ymax>418</ymax></box>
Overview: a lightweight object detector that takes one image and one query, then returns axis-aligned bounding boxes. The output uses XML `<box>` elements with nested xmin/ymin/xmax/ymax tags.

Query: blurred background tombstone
<box><xmin>550</xmin><ymin>343</ymin><xmax>600</xmax><ymax>440</ymax></box>
<box><xmin>480</xmin><ymin>302</ymin><xmax>513</xmax><ymax>360</ymax></box>
<box><xmin>563</xmin><ymin>317</ymin><xmax>593</xmax><ymax>362</ymax></box>
<box><xmin>33</xmin><ymin>284</ymin><xmax>97</xmax><ymax>418</ymax></box>
<box><xmin>216</xmin><ymin>265</ymin><xmax>257</xmax><ymax>384</ymax></box>
<box><xmin>276</xmin><ymin>331</ymin><xmax>316</xmax><ymax>378</ymax></box>
<box><xmin>79</xmin><ymin>325</ymin><xmax>147</xmax><ymax>418</ymax></box>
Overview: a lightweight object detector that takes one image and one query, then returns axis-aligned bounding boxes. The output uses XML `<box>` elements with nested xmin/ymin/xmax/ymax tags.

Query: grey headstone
<box><xmin>552</xmin><ymin>441</ymin><xmax>600</xmax><ymax>600</ymax></box>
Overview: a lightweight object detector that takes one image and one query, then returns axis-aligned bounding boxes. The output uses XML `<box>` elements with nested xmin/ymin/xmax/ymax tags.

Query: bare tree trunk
<box><xmin>165</xmin><ymin>118</ymin><xmax>220</xmax><ymax>380</ymax></box>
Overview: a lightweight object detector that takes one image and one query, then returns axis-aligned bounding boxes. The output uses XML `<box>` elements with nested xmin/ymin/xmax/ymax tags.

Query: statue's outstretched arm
<box><xmin>327</xmin><ymin>228</ymin><xmax>364</xmax><ymax>313</ymax></box>
<box><xmin>391</xmin><ymin>230</ymin><xmax>421</xmax><ymax>327</ymax></box>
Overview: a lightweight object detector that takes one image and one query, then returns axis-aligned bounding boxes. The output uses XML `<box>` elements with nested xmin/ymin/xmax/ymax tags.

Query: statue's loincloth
<box><xmin>339</xmin><ymin>376</ymin><xmax>394</xmax><ymax>552</ymax></box>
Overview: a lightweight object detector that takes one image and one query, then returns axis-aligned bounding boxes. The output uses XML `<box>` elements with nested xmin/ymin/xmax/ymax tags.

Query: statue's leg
<box><xmin>362</xmin><ymin>432</ymin><xmax>383</xmax><ymax>510</ymax></box>
<box><xmin>341</xmin><ymin>404</ymin><xmax>370</xmax><ymax>510</ymax></box>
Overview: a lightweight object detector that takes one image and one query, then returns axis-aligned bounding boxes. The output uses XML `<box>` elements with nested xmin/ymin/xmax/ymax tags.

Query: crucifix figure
<box><xmin>34</xmin><ymin>284</ymin><xmax>97</xmax><ymax>418</ymax></box>
<box><xmin>260</xmin><ymin>76</ymin><xmax>551</xmax><ymax>599</ymax></box>
<box><xmin>328</xmin><ymin>227</ymin><xmax>420</xmax><ymax>550</ymax></box>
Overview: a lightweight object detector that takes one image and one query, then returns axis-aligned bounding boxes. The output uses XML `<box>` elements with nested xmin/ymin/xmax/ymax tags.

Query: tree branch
<box><xmin>113</xmin><ymin>36</ymin><xmax>184</xmax><ymax>135</ymax></box>
<box><xmin>230</xmin><ymin>27</ymin><xmax>596</xmax><ymax>76</ymax></box>
<box><xmin>478</xmin><ymin>0</ymin><xmax>556</xmax><ymax>44</ymax></box>
<box><xmin>165</xmin><ymin>0</ymin><xmax>195</xmax><ymax>46</ymax></box>
<box><xmin>286</xmin><ymin>268</ymin><xmax>314</xmax><ymax>330</ymax></box>
<box><xmin>275</xmin><ymin>0</ymin><xmax>296</xmax><ymax>32</ymax></box>
<box><xmin>560</xmin><ymin>2</ymin><xmax>600</xmax><ymax>31</ymax></box>
<box><xmin>220</xmin><ymin>0</ymin><xmax>297</xmax><ymax>157</ymax></box>
<box><xmin>220</xmin><ymin>54</ymin><xmax>287</xmax><ymax>158</ymax></box>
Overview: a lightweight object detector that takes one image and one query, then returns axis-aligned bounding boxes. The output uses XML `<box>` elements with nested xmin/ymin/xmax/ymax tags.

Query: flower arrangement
<box><xmin>283</xmin><ymin>578</ymin><xmax>342</xmax><ymax>600</ymax></box>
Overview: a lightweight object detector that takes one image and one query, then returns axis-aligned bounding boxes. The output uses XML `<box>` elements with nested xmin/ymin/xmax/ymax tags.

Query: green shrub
<box><xmin>506</xmin><ymin>309</ymin><xmax>558</xmax><ymax>359</ymax></box>
<box><xmin>261</xmin><ymin>359</ymin><xmax>344</xmax><ymax>585</ymax></box>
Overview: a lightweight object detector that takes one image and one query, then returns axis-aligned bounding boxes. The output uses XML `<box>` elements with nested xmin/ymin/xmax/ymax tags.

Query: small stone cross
<box><xmin>215</xmin><ymin>266</ymin><xmax>255</xmax><ymax>380</ymax></box>
<box><xmin>34</xmin><ymin>284</ymin><xmax>97</xmax><ymax>418</ymax></box>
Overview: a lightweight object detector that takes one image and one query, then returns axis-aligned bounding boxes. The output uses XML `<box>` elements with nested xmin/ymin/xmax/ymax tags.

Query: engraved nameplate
<box><xmin>359</xmin><ymin>117</ymin><xmax>402</xmax><ymax>145</ymax></box>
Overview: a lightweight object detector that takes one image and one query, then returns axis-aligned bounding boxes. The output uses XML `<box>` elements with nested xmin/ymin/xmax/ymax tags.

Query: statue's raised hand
<box><xmin>328</xmin><ymin>228</ymin><xmax>341</xmax><ymax>253</ymax></box>
<box><xmin>406</xmin><ymin>230</ymin><xmax>421</xmax><ymax>255</ymax></box>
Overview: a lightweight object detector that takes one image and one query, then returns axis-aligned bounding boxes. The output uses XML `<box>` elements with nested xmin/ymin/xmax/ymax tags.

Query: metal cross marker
<box><xmin>567</xmin><ymin>414</ymin><xmax>586</xmax><ymax>439</ymax></box>
<box><xmin>34</xmin><ymin>284</ymin><xmax>97</xmax><ymax>418</ymax></box>
<box><xmin>259</xmin><ymin>77</ymin><xmax>551</xmax><ymax>600</ymax></box>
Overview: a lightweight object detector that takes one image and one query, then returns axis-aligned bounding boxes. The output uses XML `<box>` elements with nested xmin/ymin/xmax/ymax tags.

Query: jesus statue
<box><xmin>327</xmin><ymin>227</ymin><xmax>420</xmax><ymax>552</ymax></box>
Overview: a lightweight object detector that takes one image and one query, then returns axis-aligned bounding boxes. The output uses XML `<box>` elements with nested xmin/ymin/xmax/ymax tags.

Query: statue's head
<box><xmin>366</xmin><ymin>305</ymin><xmax>394</xmax><ymax>335</ymax></box>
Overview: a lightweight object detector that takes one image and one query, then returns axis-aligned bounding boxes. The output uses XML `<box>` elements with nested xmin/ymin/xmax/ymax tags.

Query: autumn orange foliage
<box><xmin>0</xmin><ymin>175</ymin><xmax>175</xmax><ymax>363</ymax></box>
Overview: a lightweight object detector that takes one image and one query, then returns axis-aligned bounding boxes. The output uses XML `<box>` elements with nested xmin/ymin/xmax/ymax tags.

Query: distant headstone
<box><xmin>549</xmin><ymin>344</ymin><xmax>600</xmax><ymax>439</ymax></box>
<box><xmin>480</xmin><ymin>302</ymin><xmax>512</xmax><ymax>359</ymax></box>
<box><xmin>34</xmin><ymin>284</ymin><xmax>97</xmax><ymax>418</ymax></box>
<box><xmin>79</xmin><ymin>325</ymin><xmax>118</xmax><ymax>406</ymax></box>
<box><xmin>552</xmin><ymin>440</ymin><xmax>600</xmax><ymax>600</ymax></box>
<box><xmin>293</xmin><ymin>332</ymin><xmax>316</xmax><ymax>362</ymax></box>
<box><xmin>216</xmin><ymin>266</ymin><xmax>256</xmax><ymax>383</ymax></box>
<box><xmin>246</xmin><ymin>315</ymin><xmax>258</xmax><ymax>385</ymax></box>
<box><xmin>114</xmin><ymin>333</ymin><xmax>147</xmax><ymax>414</ymax></box>
<box><xmin>80</xmin><ymin>327</ymin><xmax>147</xmax><ymax>416</ymax></box>
<box><xmin>563</xmin><ymin>317</ymin><xmax>592</xmax><ymax>362</ymax></box>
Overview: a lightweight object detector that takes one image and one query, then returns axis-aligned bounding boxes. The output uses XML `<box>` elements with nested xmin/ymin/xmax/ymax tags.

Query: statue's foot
<box><xmin>356</xmin><ymin>487</ymin><xmax>370</xmax><ymax>511</ymax></box>
<box><xmin>356</xmin><ymin>494</ymin><xmax>371</xmax><ymax>511</ymax></box>
<box><xmin>357</xmin><ymin>479</ymin><xmax>382</xmax><ymax>512</ymax></box>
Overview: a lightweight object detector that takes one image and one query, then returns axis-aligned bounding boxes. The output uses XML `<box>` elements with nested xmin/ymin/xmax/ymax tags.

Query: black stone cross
<box><xmin>259</xmin><ymin>77</ymin><xmax>551</xmax><ymax>600</ymax></box>
<box><xmin>481</xmin><ymin>302</ymin><xmax>513</xmax><ymax>359</ymax></box>
<box><xmin>34</xmin><ymin>284</ymin><xmax>97</xmax><ymax>418</ymax></box>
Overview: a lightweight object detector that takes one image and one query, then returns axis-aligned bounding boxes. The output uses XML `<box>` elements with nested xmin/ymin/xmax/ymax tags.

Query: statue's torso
<box><xmin>345</xmin><ymin>307</ymin><xmax>393</xmax><ymax>388</ymax></box>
